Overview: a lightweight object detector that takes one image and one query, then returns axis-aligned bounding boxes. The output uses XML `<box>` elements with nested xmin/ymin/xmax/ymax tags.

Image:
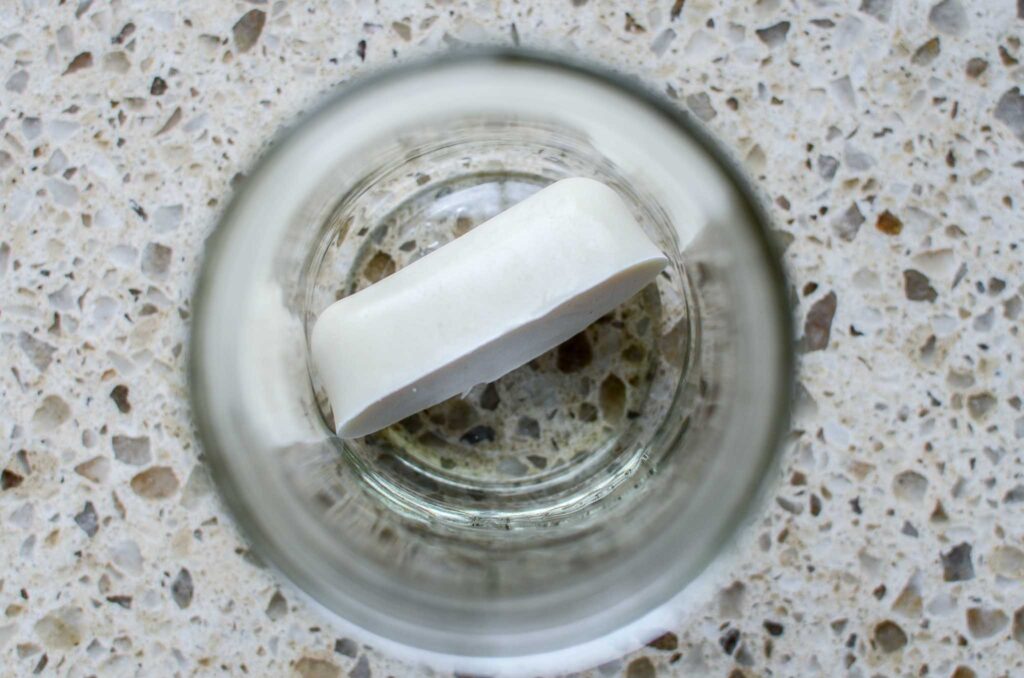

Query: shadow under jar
<box><xmin>191</xmin><ymin>51</ymin><xmax>792</xmax><ymax>674</ymax></box>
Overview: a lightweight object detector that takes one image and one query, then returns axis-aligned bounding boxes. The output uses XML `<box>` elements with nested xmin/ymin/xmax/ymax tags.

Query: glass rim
<box><xmin>189</xmin><ymin>46</ymin><xmax>795</xmax><ymax>670</ymax></box>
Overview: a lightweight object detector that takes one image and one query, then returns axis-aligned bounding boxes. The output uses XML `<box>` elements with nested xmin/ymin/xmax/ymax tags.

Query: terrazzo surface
<box><xmin>2</xmin><ymin>0</ymin><xmax>1024</xmax><ymax>676</ymax></box>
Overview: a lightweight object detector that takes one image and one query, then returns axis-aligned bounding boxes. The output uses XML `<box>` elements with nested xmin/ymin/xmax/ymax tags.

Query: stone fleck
<box><xmin>834</xmin><ymin>203</ymin><xmax>864</xmax><ymax>241</ymax></box>
<box><xmin>874</xmin><ymin>620</ymin><xmax>907</xmax><ymax>652</ymax></box>
<box><xmin>803</xmin><ymin>291</ymin><xmax>837</xmax><ymax>351</ymax></box>
<box><xmin>625</xmin><ymin>656</ymin><xmax>655</xmax><ymax>678</ymax></box>
<box><xmin>349</xmin><ymin>655</ymin><xmax>371</xmax><ymax>678</ymax></box>
<box><xmin>75</xmin><ymin>456</ymin><xmax>110</xmax><ymax>483</ymax></box>
<box><xmin>74</xmin><ymin>501</ymin><xmax>98</xmax><ymax>537</ymax></box>
<box><xmin>994</xmin><ymin>88</ymin><xmax>1024</xmax><ymax>141</ymax></box>
<box><xmin>755</xmin><ymin>22</ymin><xmax>790</xmax><ymax>48</ymax></box>
<box><xmin>599</xmin><ymin>374</ymin><xmax>626</xmax><ymax>422</ymax></box>
<box><xmin>112</xmin><ymin>435</ymin><xmax>151</xmax><ymax>466</ymax></box>
<box><xmin>459</xmin><ymin>425</ymin><xmax>495</xmax><ymax>445</ymax></box>
<box><xmin>556</xmin><ymin>331</ymin><xmax>592</xmax><ymax>373</ymax></box>
<box><xmin>942</xmin><ymin>542</ymin><xmax>974</xmax><ymax>582</ymax></box>
<box><xmin>18</xmin><ymin>332</ymin><xmax>56</xmax><ymax>372</ymax></box>
<box><xmin>479</xmin><ymin>383</ymin><xmax>500</xmax><ymax>410</ymax></box>
<box><xmin>929</xmin><ymin>0</ymin><xmax>967</xmax><ymax>35</ymax></box>
<box><xmin>912</xmin><ymin>37</ymin><xmax>941</xmax><ymax>66</ymax></box>
<box><xmin>130</xmin><ymin>466</ymin><xmax>180</xmax><ymax>499</ymax></box>
<box><xmin>966</xmin><ymin>607</ymin><xmax>1008</xmax><ymax>639</ymax></box>
<box><xmin>171</xmin><ymin>568</ymin><xmax>193</xmax><ymax>609</ymax></box>
<box><xmin>110</xmin><ymin>385</ymin><xmax>131</xmax><ymax>413</ymax></box>
<box><xmin>265</xmin><ymin>590</ymin><xmax>287</xmax><ymax>620</ymax></box>
<box><xmin>648</xmin><ymin>631</ymin><xmax>678</xmax><ymax>650</ymax></box>
<box><xmin>333</xmin><ymin>637</ymin><xmax>358</xmax><ymax>657</ymax></box>
<box><xmin>295</xmin><ymin>657</ymin><xmax>341</xmax><ymax>678</ymax></box>
<box><xmin>903</xmin><ymin>270</ymin><xmax>937</xmax><ymax>302</ymax></box>
<box><xmin>63</xmin><ymin>52</ymin><xmax>93</xmax><ymax>75</ymax></box>
<box><xmin>233</xmin><ymin>10</ymin><xmax>266</xmax><ymax>52</ymax></box>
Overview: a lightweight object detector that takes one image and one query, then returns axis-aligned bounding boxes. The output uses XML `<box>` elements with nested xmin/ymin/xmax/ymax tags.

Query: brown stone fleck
<box><xmin>599</xmin><ymin>374</ymin><xmax>626</xmax><ymax>422</ymax></box>
<box><xmin>155</xmin><ymin>107</ymin><xmax>182</xmax><ymax>136</ymax></box>
<box><xmin>875</xmin><ymin>210</ymin><xmax>903</xmax><ymax>235</ymax></box>
<box><xmin>391</xmin><ymin>22</ymin><xmax>411</xmax><ymax>41</ymax></box>
<box><xmin>624</xmin><ymin>12</ymin><xmax>646</xmax><ymax>33</ymax></box>
<box><xmin>232</xmin><ymin>10</ymin><xmax>266</xmax><ymax>53</ymax></box>
<box><xmin>625</xmin><ymin>656</ymin><xmax>655</xmax><ymax>678</ymax></box>
<box><xmin>874</xmin><ymin>620</ymin><xmax>907</xmax><ymax>652</ymax></box>
<box><xmin>966</xmin><ymin>392</ymin><xmax>996</xmax><ymax>420</ymax></box>
<box><xmin>2</xmin><ymin>469</ymin><xmax>24</xmax><ymax>490</ymax></box>
<box><xmin>63</xmin><ymin>52</ymin><xmax>93</xmax><ymax>75</ymax></box>
<box><xmin>110</xmin><ymin>385</ymin><xmax>131</xmax><ymax>413</ymax></box>
<box><xmin>966</xmin><ymin>606</ymin><xmax>1008</xmax><ymax>639</ymax></box>
<box><xmin>670</xmin><ymin>0</ymin><xmax>686</xmax><ymax>21</ymax></box>
<box><xmin>966</xmin><ymin>57</ymin><xmax>988</xmax><ymax>77</ymax></box>
<box><xmin>150</xmin><ymin>77</ymin><xmax>167</xmax><ymax>96</ymax></box>
<box><xmin>556</xmin><ymin>331</ymin><xmax>593</xmax><ymax>373</ymax></box>
<box><xmin>130</xmin><ymin>466</ymin><xmax>180</xmax><ymax>499</ymax></box>
<box><xmin>911</xmin><ymin>37</ymin><xmax>941</xmax><ymax>65</ymax></box>
<box><xmin>648</xmin><ymin>631</ymin><xmax>678</xmax><ymax>650</ymax></box>
<box><xmin>294</xmin><ymin>657</ymin><xmax>341</xmax><ymax>678</ymax></box>
<box><xmin>1012</xmin><ymin>606</ymin><xmax>1024</xmax><ymax>644</ymax></box>
<box><xmin>363</xmin><ymin>251</ymin><xmax>396</xmax><ymax>283</ymax></box>
<box><xmin>74</xmin><ymin>456</ymin><xmax>109</xmax><ymax>483</ymax></box>
<box><xmin>802</xmin><ymin>291</ymin><xmax>837</xmax><ymax>351</ymax></box>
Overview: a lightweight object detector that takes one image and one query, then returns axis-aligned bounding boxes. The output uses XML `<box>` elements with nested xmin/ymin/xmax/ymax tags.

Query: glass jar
<box><xmin>190</xmin><ymin>49</ymin><xmax>792</xmax><ymax>675</ymax></box>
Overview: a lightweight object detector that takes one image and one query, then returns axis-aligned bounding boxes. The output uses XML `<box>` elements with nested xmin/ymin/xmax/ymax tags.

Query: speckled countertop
<box><xmin>2</xmin><ymin>1</ymin><xmax>1023</xmax><ymax>676</ymax></box>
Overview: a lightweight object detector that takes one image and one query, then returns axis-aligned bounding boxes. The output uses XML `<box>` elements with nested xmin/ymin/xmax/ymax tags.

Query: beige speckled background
<box><xmin>2</xmin><ymin>0</ymin><xmax>1023</xmax><ymax>676</ymax></box>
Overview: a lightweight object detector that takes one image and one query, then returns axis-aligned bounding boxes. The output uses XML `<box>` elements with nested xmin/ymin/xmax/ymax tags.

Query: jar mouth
<box><xmin>299</xmin><ymin>118</ymin><xmax>699</xmax><ymax>536</ymax></box>
<box><xmin>189</xmin><ymin>48</ymin><xmax>793</xmax><ymax>673</ymax></box>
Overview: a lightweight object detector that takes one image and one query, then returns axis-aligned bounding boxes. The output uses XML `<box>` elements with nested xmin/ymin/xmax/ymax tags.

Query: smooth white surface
<box><xmin>311</xmin><ymin>178</ymin><xmax>668</xmax><ymax>437</ymax></box>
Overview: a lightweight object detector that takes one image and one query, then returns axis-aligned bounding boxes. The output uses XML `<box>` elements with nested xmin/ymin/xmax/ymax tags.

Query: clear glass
<box><xmin>190</xmin><ymin>51</ymin><xmax>792</xmax><ymax>674</ymax></box>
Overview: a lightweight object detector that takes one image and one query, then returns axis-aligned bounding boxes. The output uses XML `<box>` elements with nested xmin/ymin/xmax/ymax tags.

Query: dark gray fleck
<box><xmin>515</xmin><ymin>416</ymin><xmax>540</xmax><ymax>439</ymax></box>
<box><xmin>265</xmin><ymin>590</ymin><xmax>287</xmax><ymax>621</ymax></box>
<box><xmin>818</xmin><ymin>154</ymin><xmax>839</xmax><ymax>180</ymax></box>
<box><xmin>995</xmin><ymin>88</ymin><xmax>1024</xmax><ymax>141</ymax></box>
<box><xmin>171</xmin><ymin>568</ymin><xmax>193</xmax><ymax>608</ymax></box>
<box><xmin>74</xmin><ymin>501</ymin><xmax>98</xmax><ymax>537</ymax></box>
<box><xmin>755</xmin><ymin>21</ymin><xmax>790</xmax><ymax>48</ymax></box>
<box><xmin>941</xmin><ymin>542</ymin><xmax>974</xmax><ymax>582</ymax></box>
<box><xmin>903</xmin><ymin>269</ymin><xmax>937</xmax><ymax>302</ymax></box>
<box><xmin>834</xmin><ymin>203</ymin><xmax>864</xmax><ymax>241</ymax></box>
<box><xmin>929</xmin><ymin>0</ymin><xmax>967</xmax><ymax>35</ymax></box>
<box><xmin>686</xmin><ymin>92</ymin><xmax>717</xmax><ymax>122</ymax></box>
<box><xmin>349</xmin><ymin>655</ymin><xmax>371</xmax><ymax>678</ymax></box>
<box><xmin>460</xmin><ymin>425</ymin><xmax>495</xmax><ymax>445</ymax></box>
<box><xmin>18</xmin><ymin>332</ymin><xmax>56</xmax><ymax>372</ymax></box>
<box><xmin>859</xmin><ymin>0</ymin><xmax>892</xmax><ymax>21</ymax></box>
<box><xmin>333</xmin><ymin>637</ymin><xmax>358</xmax><ymax>657</ymax></box>
<box><xmin>479</xmin><ymin>383</ymin><xmax>500</xmax><ymax>410</ymax></box>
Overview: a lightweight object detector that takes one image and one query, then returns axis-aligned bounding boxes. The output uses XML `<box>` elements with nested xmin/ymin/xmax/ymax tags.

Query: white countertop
<box><xmin>2</xmin><ymin>1</ymin><xmax>1023</xmax><ymax>676</ymax></box>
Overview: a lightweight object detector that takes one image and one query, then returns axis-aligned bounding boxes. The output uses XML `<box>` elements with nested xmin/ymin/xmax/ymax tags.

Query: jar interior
<box><xmin>301</xmin><ymin>119</ymin><xmax>700</xmax><ymax>538</ymax></box>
